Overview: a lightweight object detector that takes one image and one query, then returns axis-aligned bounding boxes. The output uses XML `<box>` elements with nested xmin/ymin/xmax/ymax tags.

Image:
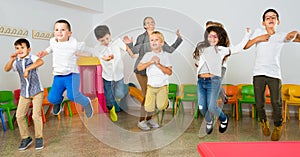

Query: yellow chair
<box><xmin>175</xmin><ymin>84</ymin><xmax>198</xmax><ymax>118</ymax></box>
<box><xmin>283</xmin><ymin>85</ymin><xmax>300</xmax><ymax>122</ymax></box>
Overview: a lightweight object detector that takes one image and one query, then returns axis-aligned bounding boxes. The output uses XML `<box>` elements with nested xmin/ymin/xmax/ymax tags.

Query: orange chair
<box><xmin>218</xmin><ymin>85</ymin><xmax>239</xmax><ymax>121</ymax></box>
<box><xmin>283</xmin><ymin>85</ymin><xmax>300</xmax><ymax>122</ymax></box>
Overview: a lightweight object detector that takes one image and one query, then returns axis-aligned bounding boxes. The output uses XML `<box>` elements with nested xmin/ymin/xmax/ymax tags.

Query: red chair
<box><xmin>13</xmin><ymin>89</ymin><xmax>32</xmax><ymax>125</ymax></box>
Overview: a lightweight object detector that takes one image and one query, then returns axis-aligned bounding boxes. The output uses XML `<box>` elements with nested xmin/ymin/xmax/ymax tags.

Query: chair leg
<box><xmin>5</xmin><ymin>109</ymin><xmax>14</xmax><ymax>130</ymax></box>
<box><xmin>41</xmin><ymin>108</ymin><xmax>46</xmax><ymax>123</ymax></box>
<box><xmin>0</xmin><ymin>110</ymin><xmax>7</xmax><ymax>131</ymax></box>
<box><xmin>67</xmin><ymin>101</ymin><xmax>73</xmax><ymax>117</ymax></box>
<box><xmin>235</xmin><ymin>102</ymin><xmax>239</xmax><ymax>121</ymax></box>
<box><xmin>45</xmin><ymin>105</ymin><xmax>53</xmax><ymax>119</ymax></box>
<box><xmin>284</xmin><ymin>102</ymin><xmax>287</xmax><ymax>123</ymax></box>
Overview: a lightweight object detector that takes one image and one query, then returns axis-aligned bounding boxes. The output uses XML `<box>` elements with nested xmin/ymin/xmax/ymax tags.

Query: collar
<box><xmin>16</xmin><ymin>54</ymin><xmax>31</xmax><ymax>61</ymax></box>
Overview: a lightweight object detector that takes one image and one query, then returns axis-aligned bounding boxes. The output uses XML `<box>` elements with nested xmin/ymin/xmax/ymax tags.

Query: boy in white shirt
<box><xmin>244</xmin><ymin>8</ymin><xmax>300</xmax><ymax>141</ymax></box>
<box><xmin>137</xmin><ymin>31</ymin><xmax>172</xmax><ymax>130</ymax></box>
<box><xmin>85</xmin><ymin>25</ymin><xmax>134</xmax><ymax>122</ymax></box>
<box><xmin>37</xmin><ymin>19</ymin><xmax>95</xmax><ymax>119</ymax></box>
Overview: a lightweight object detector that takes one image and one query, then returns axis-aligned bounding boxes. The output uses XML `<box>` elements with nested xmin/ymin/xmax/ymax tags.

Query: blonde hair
<box><xmin>150</xmin><ymin>31</ymin><xmax>164</xmax><ymax>43</ymax></box>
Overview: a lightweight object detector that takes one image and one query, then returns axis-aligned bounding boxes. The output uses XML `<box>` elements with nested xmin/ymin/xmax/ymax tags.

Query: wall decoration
<box><xmin>0</xmin><ymin>25</ymin><xmax>28</xmax><ymax>37</ymax></box>
<box><xmin>32</xmin><ymin>30</ymin><xmax>53</xmax><ymax>40</ymax></box>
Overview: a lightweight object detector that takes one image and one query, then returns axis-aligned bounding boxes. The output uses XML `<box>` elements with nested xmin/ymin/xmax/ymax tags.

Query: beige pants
<box><xmin>16</xmin><ymin>92</ymin><xmax>44</xmax><ymax>139</ymax></box>
<box><xmin>144</xmin><ymin>85</ymin><xmax>169</xmax><ymax>112</ymax></box>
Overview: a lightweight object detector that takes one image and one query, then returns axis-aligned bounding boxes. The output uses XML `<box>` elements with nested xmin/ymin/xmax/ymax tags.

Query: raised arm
<box><xmin>4</xmin><ymin>52</ymin><xmax>17</xmax><ymax>72</ymax></box>
<box><xmin>230</xmin><ymin>28</ymin><xmax>251</xmax><ymax>54</ymax></box>
<box><xmin>163</xmin><ymin>29</ymin><xmax>183</xmax><ymax>53</ymax></box>
<box><xmin>285</xmin><ymin>31</ymin><xmax>300</xmax><ymax>42</ymax></box>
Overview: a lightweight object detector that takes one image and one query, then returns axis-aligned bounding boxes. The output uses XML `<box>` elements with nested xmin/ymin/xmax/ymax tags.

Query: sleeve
<box><xmin>230</xmin><ymin>31</ymin><xmax>251</xmax><ymax>54</ymax></box>
<box><xmin>127</xmin><ymin>34</ymin><xmax>145</xmax><ymax>54</ymax></box>
<box><xmin>30</xmin><ymin>55</ymin><xmax>39</xmax><ymax>62</ymax></box>
<box><xmin>45</xmin><ymin>46</ymin><xmax>53</xmax><ymax>54</ymax></box>
<box><xmin>162</xmin><ymin>37</ymin><xmax>183</xmax><ymax>53</ymax></box>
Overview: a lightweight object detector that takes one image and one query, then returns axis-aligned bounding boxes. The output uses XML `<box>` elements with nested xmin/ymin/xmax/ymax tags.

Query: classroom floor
<box><xmin>0</xmin><ymin>108</ymin><xmax>300</xmax><ymax>157</ymax></box>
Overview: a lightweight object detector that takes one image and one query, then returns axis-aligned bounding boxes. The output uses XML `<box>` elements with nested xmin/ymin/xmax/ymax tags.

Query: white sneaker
<box><xmin>137</xmin><ymin>120</ymin><xmax>150</xmax><ymax>131</ymax></box>
<box><xmin>147</xmin><ymin>119</ymin><xmax>160</xmax><ymax>128</ymax></box>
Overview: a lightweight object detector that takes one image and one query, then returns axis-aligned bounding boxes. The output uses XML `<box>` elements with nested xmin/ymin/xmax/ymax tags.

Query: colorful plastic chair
<box><xmin>13</xmin><ymin>89</ymin><xmax>32</xmax><ymax>125</ymax></box>
<box><xmin>175</xmin><ymin>84</ymin><xmax>198</xmax><ymax>118</ymax></box>
<box><xmin>0</xmin><ymin>108</ymin><xmax>7</xmax><ymax>131</ymax></box>
<box><xmin>0</xmin><ymin>91</ymin><xmax>17</xmax><ymax>130</ymax></box>
<box><xmin>238</xmin><ymin>84</ymin><xmax>256</xmax><ymax>119</ymax></box>
<box><xmin>156</xmin><ymin>83</ymin><xmax>179</xmax><ymax>125</ymax></box>
<box><xmin>218</xmin><ymin>84</ymin><xmax>239</xmax><ymax>120</ymax></box>
<box><xmin>283</xmin><ymin>85</ymin><xmax>300</xmax><ymax>122</ymax></box>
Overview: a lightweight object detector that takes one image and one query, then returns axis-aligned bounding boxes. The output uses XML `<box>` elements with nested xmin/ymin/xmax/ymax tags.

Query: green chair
<box><xmin>156</xmin><ymin>83</ymin><xmax>179</xmax><ymax>125</ymax></box>
<box><xmin>0</xmin><ymin>108</ymin><xmax>7</xmax><ymax>131</ymax></box>
<box><xmin>238</xmin><ymin>85</ymin><xmax>257</xmax><ymax>119</ymax></box>
<box><xmin>175</xmin><ymin>84</ymin><xmax>198</xmax><ymax>119</ymax></box>
<box><xmin>0</xmin><ymin>91</ymin><xmax>17</xmax><ymax>130</ymax></box>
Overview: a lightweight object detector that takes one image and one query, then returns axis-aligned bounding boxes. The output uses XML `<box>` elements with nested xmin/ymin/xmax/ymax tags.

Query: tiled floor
<box><xmin>0</xmin><ymin>108</ymin><xmax>299</xmax><ymax>157</ymax></box>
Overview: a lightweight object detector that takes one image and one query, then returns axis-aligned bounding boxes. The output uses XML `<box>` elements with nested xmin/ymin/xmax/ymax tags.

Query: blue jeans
<box><xmin>103</xmin><ymin>78</ymin><xmax>128</xmax><ymax>110</ymax></box>
<box><xmin>197</xmin><ymin>76</ymin><xmax>226</xmax><ymax>122</ymax></box>
<box><xmin>48</xmin><ymin>73</ymin><xmax>90</xmax><ymax>106</ymax></box>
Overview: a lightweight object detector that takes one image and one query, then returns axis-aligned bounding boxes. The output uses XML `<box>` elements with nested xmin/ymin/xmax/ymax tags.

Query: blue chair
<box><xmin>0</xmin><ymin>108</ymin><xmax>7</xmax><ymax>131</ymax></box>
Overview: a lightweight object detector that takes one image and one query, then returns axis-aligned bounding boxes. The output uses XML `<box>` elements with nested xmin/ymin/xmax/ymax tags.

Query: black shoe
<box><xmin>35</xmin><ymin>138</ymin><xmax>44</xmax><ymax>150</ymax></box>
<box><xmin>18</xmin><ymin>137</ymin><xmax>33</xmax><ymax>151</ymax></box>
<box><xmin>219</xmin><ymin>115</ymin><xmax>229</xmax><ymax>133</ymax></box>
<box><xmin>53</xmin><ymin>104</ymin><xmax>61</xmax><ymax>115</ymax></box>
<box><xmin>206</xmin><ymin>119</ymin><xmax>214</xmax><ymax>134</ymax></box>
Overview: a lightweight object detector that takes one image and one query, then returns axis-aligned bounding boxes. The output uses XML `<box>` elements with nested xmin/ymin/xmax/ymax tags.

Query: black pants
<box><xmin>253</xmin><ymin>75</ymin><xmax>282</xmax><ymax>126</ymax></box>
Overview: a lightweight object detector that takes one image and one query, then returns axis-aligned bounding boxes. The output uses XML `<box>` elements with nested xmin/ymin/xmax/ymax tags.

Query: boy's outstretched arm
<box><xmin>4</xmin><ymin>52</ymin><xmax>17</xmax><ymax>72</ymax></box>
<box><xmin>36</xmin><ymin>50</ymin><xmax>49</xmax><ymax>58</ymax></box>
<box><xmin>23</xmin><ymin>58</ymin><xmax>44</xmax><ymax>78</ymax></box>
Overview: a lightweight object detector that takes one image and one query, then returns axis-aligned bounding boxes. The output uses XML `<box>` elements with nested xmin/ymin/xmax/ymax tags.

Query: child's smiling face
<box><xmin>15</xmin><ymin>43</ymin><xmax>30</xmax><ymax>59</ymax></box>
<box><xmin>54</xmin><ymin>23</ymin><xmax>72</xmax><ymax>42</ymax></box>
<box><xmin>208</xmin><ymin>31</ymin><xmax>219</xmax><ymax>46</ymax></box>
<box><xmin>150</xmin><ymin>34</ymin><xmax>164</xmax><ymax>52</ymax></box>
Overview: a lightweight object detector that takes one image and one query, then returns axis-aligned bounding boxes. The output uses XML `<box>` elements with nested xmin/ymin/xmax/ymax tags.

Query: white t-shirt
<box><xmin>140</xmin><ymin>51</ymin><xmax>172</xmax><ymax>87</ymax></box>
<box><xmin>93</xmin><ymin>38</ymin><xmax>126</xmax><ymax>81</ymax></box>
<box><xmin>250</xmin><ymin>28</ymin><xmax>290</xmax><ymax>79</ymax></box>
<box><xmin>46</xmin><ymin>37</ymin><xmax>85</xmax><ymax>75</ymax></box>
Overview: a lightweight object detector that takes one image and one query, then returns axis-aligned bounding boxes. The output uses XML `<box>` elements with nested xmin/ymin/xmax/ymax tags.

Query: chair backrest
<box><xmin>222</xmin><ymin>85</ymin><xmax>238</xmax><ymax>99</ymax></box>
<box><xmin>288</xmin><ymin>85</ymin><xmax>300</xmax><ymax>101</ymax></box>
<box><xmin>168</xmin><ymin>83</ymin><xmax>178</xmax><ymax>94</ymax></box>
<box><xmin>282</xmin><ymin>84</ymin><xmax>298</xmax><ymax>100</ymax></box>
<box><xmin>236</xmin><ymin>84</ymin><xmax>250</xmax><ymax>99</ymax></box>
<box><xmin>0</xmin><ymin>91</ymin><xmax>14</xmax><ymax>103</ymax></box>
<box><xmin>13</xmin><ymin>89</ymin><xmax>21</xmax><ymax>105</ymax></box>
<box><xmin>180</xmin><ymin>84</ymin><xmax>197</xmax><ymax>99</ymax></box>
<box><xmin>241</xmin><ymin>85</ymin><xmax>255</xmax><ymax>100</ymax></box>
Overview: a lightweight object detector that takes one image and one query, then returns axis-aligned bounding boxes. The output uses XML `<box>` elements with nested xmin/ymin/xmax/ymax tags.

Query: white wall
<box><xmin>0</xmin><ymin>0</ymin><xmax>94</xmax><ymax>90</ymax></box>
<box><xmin>92</xmin><ymin>0</ymin><xmax>300</xmax><ymax>87</ymax></box>
<box><xmin>1</xmin><ymin>0</ymin><xmax>300</xmax><ymax>91</ymax></box>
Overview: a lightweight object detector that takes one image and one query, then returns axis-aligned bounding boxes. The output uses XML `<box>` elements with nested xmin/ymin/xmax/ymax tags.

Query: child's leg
<box><xmin>103</xmin><ymin>79</ymin><xmax>116</xmax><ymax>110</ymax></box>
<box><xmin>135</xmin><ymin>74</ymin><xmax>151</xmax><ymax>121</ymax></box>
<box><xmin>16</xmin><ymin>96</ymin><xmax>32</xmax><ymax>139</ymax></box>
<box><xmin>267</xmin><ymin>78</ymin><xmax>282</xmax><ymax>126</ymax></box>
<box><xmin>197</xmin><ymin>78</ymin><xmax>212</xmax><ymax>122</ymax></box>
<box><xmin>31</xmin><ymin>92</ymin><xmax>44</xmax><ymax>139</ymax></box>
<box><xmin>48</xmin><ymin>75</ymin><xmax>66</xmax><ymax>105</ymax></box>
<box><xmin>144</xmin><ymin>86</ymin><xmax>156</xmax><ymax>113</ymax></box>
<box><xmin>113</xmin><ymin>79</ymin><xmax>129</xmax><ymax>110</ymax></box>
<box><xmin>156</xmin><ymin>86</ymin><xmax>169</xmax><ymax>111</ymax></box>
<box><xmin>253</xmin><ymin>76</ymin><xmax>267</xmax><ymax>121</ymax></box>
<box><xmin>66</xmin><ymin>73</ymin><xmax>89</xmax><ymax>106</ymax></box>
<box><xmin>207</xmin><ymin>76</ymin><xmax>226</xmax><ymax>121</ymax></box>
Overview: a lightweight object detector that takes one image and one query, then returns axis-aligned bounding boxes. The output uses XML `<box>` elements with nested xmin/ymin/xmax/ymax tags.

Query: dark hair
<box><xmin>262</xmin><ymin>9</ymin><xmax>279</xmax><ymax>21</ymax></box>
<box><xmin>14</xmin><ymin>38</ymin><xmax>30</xmax><ymax>48</ymax></box>
<box><xmin>205</xmin><ymin>21</ymin><xmax>224</xmax><ymax>28</ymax></box>
<box><xmin>55</xmin><ymin>19</ymin><xmax>71</xmax><ymax>31</ymax></box>
<box><xmin>193</xmin><ymin>26</ymin><xmax>230</xmax><ymax>62</ymax></box>
<box><xmin>94</xmin><ymin>25</ymin><xmax>110</xmax><ymax>39</ymax></box>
